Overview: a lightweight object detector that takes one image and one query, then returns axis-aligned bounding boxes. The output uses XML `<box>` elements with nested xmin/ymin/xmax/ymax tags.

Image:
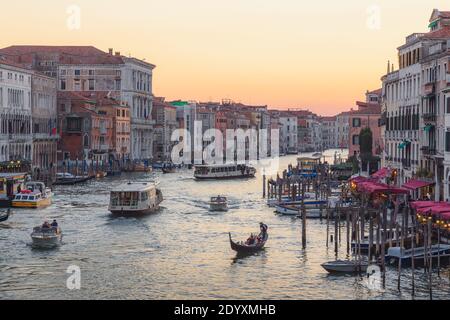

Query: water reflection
<box><xmin>1</xmin><ymin>150</ymin><xmax>450</xmax><ymax>299</ymax></box>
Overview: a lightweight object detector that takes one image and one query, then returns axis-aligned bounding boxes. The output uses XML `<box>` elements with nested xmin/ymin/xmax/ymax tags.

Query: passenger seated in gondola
<box><xmin>42</xmin><ymin>221</ymin><xmax>51</xmax><ymax>229</ymax></box>
<box><xmin>246</xmin><ymin>234</ymin><xmax>256</xmax><ymax>245</ymax></box>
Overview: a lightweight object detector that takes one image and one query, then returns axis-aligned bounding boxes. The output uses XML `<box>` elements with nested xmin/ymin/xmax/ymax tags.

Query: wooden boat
<box><xmin>54</xmin><ymin>173</ymin><xmax>91</xmax><ymax>185</ymax></box>
<box><xmin>386</xmin><ymin>244</ymin><xmax>450</xmax><ymax>266</ymax></box>
<box><xmin>12</xmin><ymin>182</ymin><xmax>53</xmax><ymax>208</ymax></box>
<box><xmin>108</xmin><ymin>182</ymin><xmax>163</xmax><ymax>215</ymax></box>
<box><xmin>0</xmin><ymin>209</ymin><xmax>10</xmax><ymax>222</ymax></box>
<box><xmin>31</xmin><ymin>226</ymin><xmax>62</xmax><ymax>249</ymax></box>
<box><xmin>194</xmin><ymin>164</ymin><xmax>256</xmax><ymax>180</ymax></box>
<box><xmin>209</xmin><ymin>196</ymin><xmax>228</xmax><ymax>211</ymax></box>
<box><xmin>321</xmin><ymin>260</ymin><xmax>369</xmax><ymax>273</ymax></box>
<box><xmin>351</xmin><ymin>229</ymin><xmax>414</xmax><ymax>253</ymax></box>
<box><xmin>275</xmin><ymin>199</ymin><xmax>328</xmax><ymax>218</ymax></box>
<box><xmin>229</xmin><ymin>232</ymin><xmax>268</xmax><ymax>254</ymax></box>
<box><xmin>266</xmin><ymin>192</ymin><xmax>315</xmax><ymax>207</ymax></box>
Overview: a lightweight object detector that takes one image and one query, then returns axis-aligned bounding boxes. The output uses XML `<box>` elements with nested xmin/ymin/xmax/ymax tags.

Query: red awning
<box><xmin>410</xmin><ymin>201</ymin><xmax>436</xmax><ymax>209</ymax></box>
<box><xmin>403</xmin><ymin>179</ymin><xmax>435</xmax><ymax>190</ymax></box>
<box><xmin>357</xmin><ymin>181</ymin><xmax>409</xmax><ymax>195</ymax></box>
<box><xmin>371</xmin><ymin>168</ymin><xmax>390</xmax><ymax>179</ymax></box>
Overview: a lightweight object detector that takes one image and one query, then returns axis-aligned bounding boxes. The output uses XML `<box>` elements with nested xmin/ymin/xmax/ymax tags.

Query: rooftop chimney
<box><xmin>115</xmin><ymin>51</ymin><xmax>121</xmax><ymax>56</ymax></box>
<box><xmin>108</xmin><ymin>48</ymin><xmax>113</xmax><ymax>55</ymax></box>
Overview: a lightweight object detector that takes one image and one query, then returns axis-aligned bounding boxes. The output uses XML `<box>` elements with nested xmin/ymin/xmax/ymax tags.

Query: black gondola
<box><xmin>229</xmin><ymin>232</ymin><xmax>268</xmax><ymax>254</ymax></box>
<box><xmin>0</xmin><ymin>209</ymin><xmax>10</xmax><ymax>222</ymax></box>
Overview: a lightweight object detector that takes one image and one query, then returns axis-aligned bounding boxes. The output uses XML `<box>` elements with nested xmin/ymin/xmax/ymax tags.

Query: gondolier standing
<box><xmin>260</xmin><ymin>222</ymin><xmax>268</xmax><ymax>236</ymax></box>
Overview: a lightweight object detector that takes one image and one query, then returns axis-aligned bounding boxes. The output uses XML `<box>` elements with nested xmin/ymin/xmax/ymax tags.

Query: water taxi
<box><xmin>31</xmin><ymin>225</ymin><xmax>62</xmax><ymax>249</ymax></box>
<box><xmin>54</xmin><ymin>172</ymin><xmax>91</xmax><ymax>185</ymax></box>
<box><xmin>12</xmin><ymin>182</ymin><xmax>53</xmax><ymax>208</ymax></box>
<box><xmin>0</xmin><ymin>173</ymin><xmax>27</xmax><ymax>207</ymax></box>
<box><xmin>108</xmin><ymin>182</ymin><xmax>163</xmax><ymax>215</ymax></box>
<box><xmin>194</xmin><ymin>164</ymin><xmax>256</xmax><ymax>180</ymax></box>
<box><xmin>209</xmin><ymin>196</ymin><xmax>228</xmax><ymax>211</ymax></box>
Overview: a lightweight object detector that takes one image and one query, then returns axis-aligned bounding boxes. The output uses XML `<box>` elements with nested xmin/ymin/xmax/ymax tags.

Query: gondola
<box><xmin>229</xmin><ymin>232</ymin><xmax>268</xmax><ymax>254</ymax></box>
<box><xmin>0</xmin><ymin>209</ymin><xmax>10</xmax><ymax>222</ymax></box>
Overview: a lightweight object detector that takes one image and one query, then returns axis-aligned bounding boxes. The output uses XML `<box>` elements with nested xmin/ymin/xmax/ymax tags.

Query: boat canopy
<box><xmin>402</xmin><ymin>179</ymin><xmax>435</xmax><ymax>190</ymax></box>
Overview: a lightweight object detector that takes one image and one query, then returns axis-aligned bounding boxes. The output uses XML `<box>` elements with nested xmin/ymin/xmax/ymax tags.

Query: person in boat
<box><xmin>246</xmin><ymin>234</ymin><xmax>256</xmax><ymax>245</ymax></box>
<box><xmin>42</xmin><ymin>221</ymin><xmax>51</xmax><ymax>229</ymax></box>
<box><xmin>259</xmin><ymin>222</ymin><xmax>268</xmax><ymax>235</ymax></box>
<box><xmin>51</xmin><ymin>220</ymin><xmax>58</xmax><ymax>228</ymax></box>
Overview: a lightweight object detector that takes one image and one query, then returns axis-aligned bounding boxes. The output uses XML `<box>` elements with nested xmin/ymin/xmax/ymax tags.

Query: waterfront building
<box><xmin>381</xmin><ymin>9</ymin><xmax>450</xmax><ymax>200</ymax></box>
<box><xmin>336</xmin><ymin>112</ymin><xmax>350</xmax><ymax>149</ymax></box>
<box><xmin>321</xmin><ymin>116</ymin><xmax>338</xmax><ymax>150</ymax></box>
<box><xmin>278</xmin><ymin>113</ymin><xmax>298</xmax><ymax>154</ymax></box>
<box><xmin>0</xmin><ymin>46</ymin><xmax>155</xmax><ymax>161</ymax></box>
<box><xmin>57</xmin><ymin>92</ymin><xmax>114</xmax><ymax>162</ymax></box>
<box><xmin>152</xmin><ymin>97</ymin><xmax>178</xmax><ymax>161</ymax></box>
<box><xmin>348</xmin><ymin>89</ymin><xmax>382</xmax><ymax>158</ymax></box>
<box><xmin>31</xmin><ymin>72</ymin><xmax>58</xmax><ymax>180</ymax></box>
<box><xmin>0</xmin><ymin>58</ymin><xmax>33</xmax><ymax>163</ymax></box>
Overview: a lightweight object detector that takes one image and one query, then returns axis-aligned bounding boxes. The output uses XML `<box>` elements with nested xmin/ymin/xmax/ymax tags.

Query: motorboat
<box><xmin>275</xmin><ymin>199</ymin><xmax>328</xmax><ymax>218</ymax></box>
<box><xmin>386</xmin><ymin>244</ymin><xmax>450</xmax><ymax>266</ymax></box>
<box><xmin>31</xmin><ymin>225</ymin><xmax>62</xmax><ymax>249</ymax></box>
<box><xmin>54</xmin><ymin>172</ymin><xmax>91</xmax><ymax>185</ymax></box>
<box><xmin>108</xmin><ymin>182</ymin><xmax>163</xmax><ymax>215</ymax></box>
<box><xmin>0</xmin><ymin>209</ymin><xmax>10</xmax><ymax>222</ymax></box>
<box><xmin>194</xmin><ymin>164</ymin><xmax>256</xmax><ymax>180</ymax></box>
<box><xmin>209</xmin><ymin>196</ymin><xmax>228</xmax><ymax>212</ymax></box>
<box><xmin>321</xmin><ymin>260</ymin><xmax>369</xmax><ymax>273</ymax></box>
<box><xmin>12</xmin><ymin>182</ymin><xmax>53</xmax><ymax>208</ymax></box>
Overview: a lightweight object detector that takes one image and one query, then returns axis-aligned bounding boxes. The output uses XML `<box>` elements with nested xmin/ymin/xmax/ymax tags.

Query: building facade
<box><xmin>0</xmin><ymin>60</ymin><xmax>33</xmax><ymax>163</ymax></box>
<box><xmin>0</xmin><ymin>46</ymin><xmax>155</xmax><ymax>161</ymax></box>
<box><xmin>31</xmin><ymin>72</ymin><xmax>58</xmax><ymax>180</ymax></box>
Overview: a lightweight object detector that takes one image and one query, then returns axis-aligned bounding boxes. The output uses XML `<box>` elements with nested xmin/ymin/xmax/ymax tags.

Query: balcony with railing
<box><xmin>422</xmin><ymin>112</ymin><xmax>437</xmax><ymax>124</ymax></box>
<box><xmin>421</xmin><ymin>146</ymin><xmax>437</xmax><ymax>156</ymax></box>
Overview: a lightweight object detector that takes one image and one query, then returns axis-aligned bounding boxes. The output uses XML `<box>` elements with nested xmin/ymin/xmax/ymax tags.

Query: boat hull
<box><xmin>109</xmin><ymin>206</ymin><xmax>161</xmax><ymax>216</ymax></box>
<box><xmin>195</xmin><ymin>173</ymin><xmax>255</xmax><ymax>180</ymax></box>
<box><xmin>12</xmin><ymin>197</ymin><xmax>52</xmax><ymax>208</ymax></box>
<box><xmin>229</xmin><ymin>233</ymin><xmax>268</xmax><ymax>254</ymax></box>
<box><xmin>321</xmin><ymin>261</ymin><xmax>369</xmax><ymax>273</ymax></box>
<box><xmin>31</xmin><ymin>235</ymin><xmax>61</xmax><ymax>249</ymax></box>
<box><xmin>0</xmin><ymin>211</ymin><xmax>10</xmax><ymax>222</ymax></box>
<box><xmin>210</xmin><ymin>203</ymin><xmax>228</xmax><ymax>212</ymax></box>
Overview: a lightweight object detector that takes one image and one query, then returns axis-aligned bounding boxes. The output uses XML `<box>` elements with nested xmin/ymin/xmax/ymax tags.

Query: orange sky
<box><xmin>1</xmin><ymin>1</ymin><xmax>448</xmax><ymax>115</ymax></box>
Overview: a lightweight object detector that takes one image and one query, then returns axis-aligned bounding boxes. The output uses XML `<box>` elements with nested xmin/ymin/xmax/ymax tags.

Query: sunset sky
<box><xmin>1</xmin><ymin>1</ymin><xmax>448</xmax><ymax>115</ymax></box>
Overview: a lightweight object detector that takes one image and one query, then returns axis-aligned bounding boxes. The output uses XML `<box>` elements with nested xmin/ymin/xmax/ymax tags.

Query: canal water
<box><xmin>1</xmin><ymin>149</ymin><xmax>450</xmax><ymax>300</ymax></box>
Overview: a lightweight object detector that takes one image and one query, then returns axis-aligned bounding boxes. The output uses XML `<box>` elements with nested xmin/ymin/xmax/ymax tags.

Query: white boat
<box><xmin>387</xmin><ymin>244</ymin><xmax>450</xmax><ymax>265</ymax></box>
<box><xmin>31</xmin><ymin>226</ymin><xmax>62</xmax><ymax>249</ymax></box>
<box><xmin>275</xmin><ymin>200</ymin><xmax>328</xmax><ymax>218</ymax></box>
<box><xmin>209</xmin><ymin>196</ymin><xmax>228</xmax><ymax>211</ymax></box>
<box><xmin>108</xmin><ymin>182</ymin><xmax>163</xmax><ymax>215</ymax></box>
<box><xmin>12</xmin><ymin>182</ymin><xmax>53</xmax><ymax>208</ymax></box>
<box><xmin>194</xmin><ymin>164</ymin><xmax>256</xmax><ymax>180</ymax></box>
<box><xmin>321</xmin><ymin>260</ymin><xmax>369</xmax><ymax>273</ymax></box>
<box><xmin>266</xmin><ymin>192</ymin><xmax>315</xmax><ymax>207</ymax></box>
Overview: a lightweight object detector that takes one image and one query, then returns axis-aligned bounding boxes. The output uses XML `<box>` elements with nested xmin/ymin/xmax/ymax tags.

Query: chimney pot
<box><xmin>109</xmin><ymin>48</ymin><xmax>113</xmax><ymax>55</ymax></box>
<box><xmin>115</xmin><ymin>52</ymin><xmax>121</xmax><ymax>56</ymax></box>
